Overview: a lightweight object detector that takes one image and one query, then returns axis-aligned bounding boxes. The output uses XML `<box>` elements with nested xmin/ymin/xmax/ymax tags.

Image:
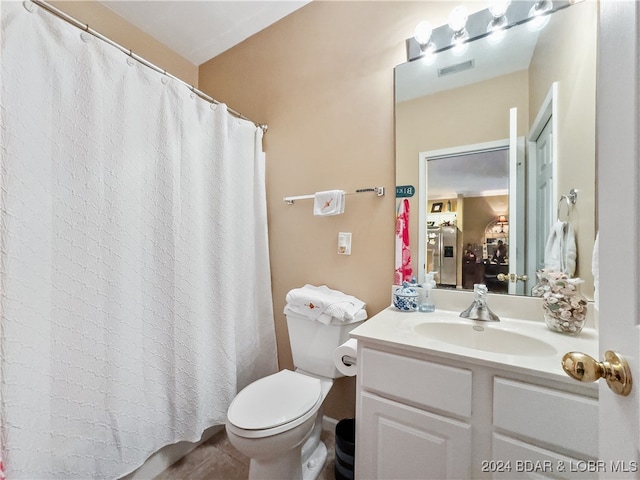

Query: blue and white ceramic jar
<box><xmin>393</xmin><ymin>283</ymin><xmax>419</xmax><ymax>312</ymax></box>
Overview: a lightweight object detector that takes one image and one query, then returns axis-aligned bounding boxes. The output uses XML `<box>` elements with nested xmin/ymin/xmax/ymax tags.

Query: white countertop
<box><xmin>350</xmin><ymin>306</ymin><xmax>599</xmax><ymax>386</ymax></box>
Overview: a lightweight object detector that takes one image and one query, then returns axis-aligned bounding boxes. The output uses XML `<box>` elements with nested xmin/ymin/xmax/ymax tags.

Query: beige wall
<box><xmin>49</xmin><ymin>0</ymin><xmax>198</xmax><ymax>85</ymax></box>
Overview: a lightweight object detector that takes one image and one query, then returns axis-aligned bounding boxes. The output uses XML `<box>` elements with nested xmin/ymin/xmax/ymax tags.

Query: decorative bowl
<box><xmin>393</xmin><ymin>284</ymin><xmax>419</xmax><ymax>312</ymax></box>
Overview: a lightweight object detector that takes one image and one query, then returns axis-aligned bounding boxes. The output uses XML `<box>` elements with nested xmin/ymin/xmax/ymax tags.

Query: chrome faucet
<box><xmin>460</xmin><ymin>284</ymin><xmax>500</xmax><ymax>322</ymax></box>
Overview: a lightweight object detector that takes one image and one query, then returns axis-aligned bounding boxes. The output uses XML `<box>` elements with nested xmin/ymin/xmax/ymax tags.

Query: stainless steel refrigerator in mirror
<box><xmin>427</xmin><ymin>225</ymin><xmax>457</xmax><ymax>286</ymax></box>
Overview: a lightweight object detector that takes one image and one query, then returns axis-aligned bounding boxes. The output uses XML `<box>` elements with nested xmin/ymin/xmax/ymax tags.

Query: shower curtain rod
<box><xmin>28</xmin><ymin>0</ymin><xmax>268</xmax><ymax>134</ymax></box>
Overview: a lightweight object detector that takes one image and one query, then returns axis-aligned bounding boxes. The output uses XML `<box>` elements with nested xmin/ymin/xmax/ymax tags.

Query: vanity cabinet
<box><xmin>356</xmin><ymin>347</ymin><xmax>473</xmax><ymax>479</ymax></box>
<box><xmin>355</xmin><ymin>344</ymin><xmax>598</xmax><ymax>480</ymax></box>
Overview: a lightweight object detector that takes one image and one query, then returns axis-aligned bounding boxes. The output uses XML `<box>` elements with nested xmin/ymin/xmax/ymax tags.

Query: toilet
<box><xmin>225</xmin><ymin>310</ymin><xmax>365</xmax><ymax>480</ymax></box>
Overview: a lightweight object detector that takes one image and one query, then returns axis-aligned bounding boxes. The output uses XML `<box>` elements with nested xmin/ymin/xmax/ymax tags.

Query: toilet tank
<box><xmin>286</xmin><ymin>313</ymin><xmax>364</xmax><ymax>379</ymax></box>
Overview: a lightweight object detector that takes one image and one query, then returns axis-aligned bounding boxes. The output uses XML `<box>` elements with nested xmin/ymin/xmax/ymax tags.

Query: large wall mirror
<box><xmin>395</xmin><ymin>0</ymin><xmax>597</xmax><ymax>297</ymax></box>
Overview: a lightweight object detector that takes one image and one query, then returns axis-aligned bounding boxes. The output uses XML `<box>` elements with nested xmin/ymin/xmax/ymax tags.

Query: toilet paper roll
<box><xmin>334</xmin><ymin>339</ymin><xmax>358</xmax><ymax>377</ymax></box>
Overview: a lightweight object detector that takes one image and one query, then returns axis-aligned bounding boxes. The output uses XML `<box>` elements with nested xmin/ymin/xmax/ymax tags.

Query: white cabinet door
<box><xmin>356</xmin><ymin>392</ymin><xmax>472</xmax><ymax>480</ymax></box>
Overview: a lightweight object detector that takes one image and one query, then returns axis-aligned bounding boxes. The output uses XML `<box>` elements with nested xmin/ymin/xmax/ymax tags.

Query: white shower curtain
<box><xmin>0</xmin><ymin>3</ymin><xmax>277</xmax><ymax>479</ymax></box>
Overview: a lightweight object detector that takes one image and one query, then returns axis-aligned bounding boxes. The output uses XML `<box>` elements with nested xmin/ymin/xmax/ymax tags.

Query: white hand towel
<box><xmin>313</xmin><ymin>190</ymin><xmax>345</xmax><ymax>216</ymax></box>
<box><xmin>285</xmin><ymin>284</ymin><xmax>366</xmax><ymax>323</ymax></box>
<box><xmin>544</xmin><ymin>220</ymin><xmax>577</xmax><ymax>276</ymax></box>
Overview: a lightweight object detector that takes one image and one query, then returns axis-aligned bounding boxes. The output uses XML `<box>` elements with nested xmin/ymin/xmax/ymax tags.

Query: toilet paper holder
<box><xmin>342</xmin><ymin>355</ymin><xmax>356</xmax><ymax>366</ymax></box>
<box><xmin>335</xmin><ymin>339</ymin><xmax>358</xmax><ymax>376</ymax></box>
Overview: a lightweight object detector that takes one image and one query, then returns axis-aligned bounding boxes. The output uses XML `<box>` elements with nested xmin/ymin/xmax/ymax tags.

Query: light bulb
<box><xmin>452</xmin><ymin>42</ymin><xmax>469</xmax><ymax>56</ymax></box>
<box><xmin>486</xmin><ymin>15</ymin><xmax>508</xmax><ymax>44</ymax></box>
<box><xmin>487</xmin><ymin>28</ymin><xmax>507</xmax><ymax>45</ymax></box>
<box><xmin>489</xmin><ymin>0</ymin><xmax>511</xmax><ymax>19</ymax></box>
<box><xmin>448</xmin><ymin>5</ymin><xmax>469</xmax><ymax>33</ymax></box>
<box><xmin>528</xmin><ymin>0</ymin><xmax>553</xmax><ymax>30</ymax></box>
<box><xmin>451</xmin><ymin>30</ymin><xmax>469</xmax><ymax>56</ymax></box>
<box><xmin>421</xmin><ymin>44</ymin><xmax>437</xmax><ymax>65</ymax></box>
<box><xmin>414</xmin><ymin>21</ymin><xmax>433</xmax><ymax>45</ymax></box>
<box><xmin>530</xmin><ymin>0</ymin><xmax>553</xmax><ymax>16</ymax></box>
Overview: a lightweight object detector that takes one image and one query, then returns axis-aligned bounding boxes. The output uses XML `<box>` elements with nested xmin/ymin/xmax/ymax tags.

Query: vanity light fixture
<box><xmin>528</xmin><ymin>0</ymin><xmax>553</xmax><ymax>30</ymax></box>
<box><xmin>487</xmin><ymin>0</ymin><xmax>511</xmax><ymax>44</ymax></box>
<box><xmin>413</xmin><ymin>21</ymin><xmax>437</xmax><ymax>64</ymax></box>
<box><xmin>405</xmin><ymin>0</ymin><xmax>571</xmax><ymax>63</ymax></box>
<box><xmin>448</xmin><ymin>6</ymin><xmax>470</xmax><ymax>55</ymax></box>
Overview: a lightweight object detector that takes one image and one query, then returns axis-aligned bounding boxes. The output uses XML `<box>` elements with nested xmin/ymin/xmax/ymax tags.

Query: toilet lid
<box><xmin>227</xmin><ymin>370</ymin><xmax>322</xmax><ymax>430</ymax></box>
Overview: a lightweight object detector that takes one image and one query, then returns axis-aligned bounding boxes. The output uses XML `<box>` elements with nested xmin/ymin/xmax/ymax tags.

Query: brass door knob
<box><xmin>497</xmin><ymin>273</ymin><xmax>529</xmax><ymax>283</ymax></box>
<box><xmin>562</xmin><ymin>351</ymin><xmax>632</xmax><ymax>396</ymax></box>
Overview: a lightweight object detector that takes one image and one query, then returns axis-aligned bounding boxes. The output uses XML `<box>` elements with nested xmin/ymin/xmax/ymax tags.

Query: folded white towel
<box><xmin>544</xmin><ymin>220</ymin><xmax>577</xmax><ymax>276</ymax></box>
<box><xmin>285</xmin><ymin>284</ymin><xmax>366</xmax><ymax>324</ymax></box>
<box><xmin>313</xmin><ymin>190</ymin><xmax>345</xmax><ymax>216</ymax></box>
<box><xmin>285</xmin><ymin>305</ymin><xmax>368</xmax><ymax>325</ymax></box>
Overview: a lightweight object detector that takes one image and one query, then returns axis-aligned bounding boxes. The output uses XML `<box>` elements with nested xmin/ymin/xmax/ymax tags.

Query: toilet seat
<box><xmin>227</xmin><ymin>369</ymin><xmax>323</xmax><ymax>439</ymax></box>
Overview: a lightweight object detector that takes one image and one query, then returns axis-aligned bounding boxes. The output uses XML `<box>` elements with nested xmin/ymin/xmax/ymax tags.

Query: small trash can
<box><xmin>334</xmin><ymin>418</ymin><xmax>355</xmax><ymax>480</ymax></box>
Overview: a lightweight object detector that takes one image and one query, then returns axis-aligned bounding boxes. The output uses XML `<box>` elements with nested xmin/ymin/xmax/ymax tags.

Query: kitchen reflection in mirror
<box><xmin>395</xmin><ymin>0</ymin><xmax>597</xmax><ymax>297</ymax></box>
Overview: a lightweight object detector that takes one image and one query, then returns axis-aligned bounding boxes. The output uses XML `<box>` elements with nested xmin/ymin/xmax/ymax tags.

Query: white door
<box><xmin>526</xmin><ymin>84</ymin><xmax>558</xmax><ymax>293</ymax></box>
<box><xmin>533</xmin><ymin>119</ymin><xmax>553</xmax><ymax>259</ymax></box>
<box><xmin>595</xmin><ymin>1</ymin><xmax>639</xmax><ymax>475</ymax></box>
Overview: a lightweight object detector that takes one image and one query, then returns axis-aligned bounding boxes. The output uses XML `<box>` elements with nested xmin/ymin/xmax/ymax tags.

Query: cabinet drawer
<box><xmin>493</xmin><ymin>377</ymin><xmax>598</xmax><ymax>458</ymax></box>
<box><xmin>492</xmin><ymin>433</ymin><xmax>597</xmax><ymax>479</ymax></box>
<box><xmin>360</xmin><ymin>347</ymin><xmax>472</xmax><ymax>417</ymax></box>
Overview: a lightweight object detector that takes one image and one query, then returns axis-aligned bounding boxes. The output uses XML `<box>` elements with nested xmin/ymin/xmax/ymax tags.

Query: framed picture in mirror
<box><xmin>431</xmin><ymin>202</ymin><xmax>443</xmax><ymax>213</ymax></box>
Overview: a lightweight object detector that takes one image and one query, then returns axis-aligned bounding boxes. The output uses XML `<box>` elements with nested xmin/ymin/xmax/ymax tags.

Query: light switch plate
<box><xmin>338</xmin><ymin>232</ymin><xmax>352</xmax><ymax>255</ymax></box>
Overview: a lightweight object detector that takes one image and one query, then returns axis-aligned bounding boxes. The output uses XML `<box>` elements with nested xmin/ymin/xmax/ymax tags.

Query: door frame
<box><xmin>418</xmin><ymin>139</ymin><xmax>509</xmax><ymax>286</ymax></box>
<box><xmin>509</xmin><ymin>108</ymin><xmax>526</xmax><ymax>295</ymax></box>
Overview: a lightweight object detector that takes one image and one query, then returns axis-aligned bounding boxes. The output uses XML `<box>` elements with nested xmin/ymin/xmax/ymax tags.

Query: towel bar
<box><xmin>284</xmin><ymin>186</ymin><xmax>385</xmax><ymax>204</ymax></box>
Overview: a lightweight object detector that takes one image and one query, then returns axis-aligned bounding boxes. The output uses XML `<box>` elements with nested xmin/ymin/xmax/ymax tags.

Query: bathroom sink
<box><xmin>413</xmin><ymin>322</ymin><xmax>557</xmax><ymax>356</ymax></box>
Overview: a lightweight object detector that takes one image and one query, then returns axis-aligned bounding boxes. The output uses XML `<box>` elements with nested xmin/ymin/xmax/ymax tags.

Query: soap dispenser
<box><xmin>419</xmin><ymin>272</ymin><xmax>437</xmax><ymax>313</ymax></box>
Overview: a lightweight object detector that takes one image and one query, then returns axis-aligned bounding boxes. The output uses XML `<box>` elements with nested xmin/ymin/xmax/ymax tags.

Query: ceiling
<box><xmin>99</xmin><ymin>1</ymin><xmax>311</xmax><ymax>65</ymax></box>
<box><xmin>427</xmin><ymin>149</ymin><xmax>509</xmax><ymax>200</ymax></box>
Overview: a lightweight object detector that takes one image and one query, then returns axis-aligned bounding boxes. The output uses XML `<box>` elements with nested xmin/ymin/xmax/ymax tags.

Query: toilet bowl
<box><xmin>225</xmin><ymin>307</ymin><xmax>366</xmax><ymax>480</ymax></box>
<box><xmin>226</xmin><ymin>369</ymin><xmax>331</xmax><ymax>480</ymax></box>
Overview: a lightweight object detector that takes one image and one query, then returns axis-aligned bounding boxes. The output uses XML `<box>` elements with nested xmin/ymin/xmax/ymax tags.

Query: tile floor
<box><xmin>153</xmin><ymin>427</ymin><xmax>336</xmax><ymax>480</ymax></box>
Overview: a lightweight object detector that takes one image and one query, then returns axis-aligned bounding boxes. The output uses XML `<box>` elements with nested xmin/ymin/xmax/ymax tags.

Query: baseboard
<box><xmin>322</xmin><ymin>415</ymin><xmax>339</xmax><ymax>432</ymax></box>
<box><xmin>120</xmin><ymin>424</ymin><xmax>223</xmax><ymax>480</ymax></box>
